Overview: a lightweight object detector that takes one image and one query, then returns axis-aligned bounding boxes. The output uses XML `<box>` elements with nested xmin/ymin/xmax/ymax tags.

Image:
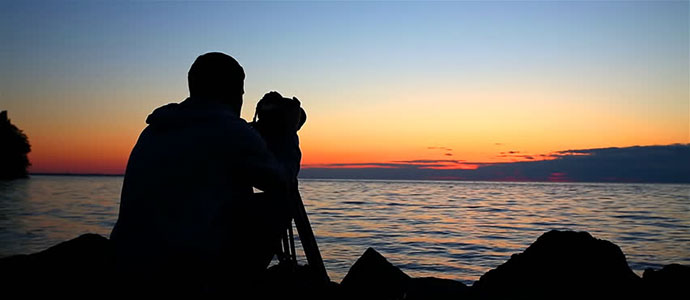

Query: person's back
<box><xmin>110</xmin><ymin>53</ymin><xmax>302</xmax><ymax>293</ymax></box>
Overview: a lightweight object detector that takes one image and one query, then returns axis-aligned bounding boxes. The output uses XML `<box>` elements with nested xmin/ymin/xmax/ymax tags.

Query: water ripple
<box><xmin>1</xmin><ymin>177</ymin><xmax>689</xmax><ymax>285</ymax></box>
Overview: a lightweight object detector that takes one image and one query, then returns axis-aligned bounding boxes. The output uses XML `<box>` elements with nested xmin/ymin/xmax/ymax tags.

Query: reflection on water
<box><xmin>1</xmin><ymin>176</ymin><xmax>689</xmax><ymax>284</ymax></box>
<box><xmin>0</xmin><ymin>176</ymin><xmax>121</xmax><ymax>256</ymax></box>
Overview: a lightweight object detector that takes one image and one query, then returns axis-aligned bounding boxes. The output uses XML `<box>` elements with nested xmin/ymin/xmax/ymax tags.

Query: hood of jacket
<box><xmin>145</xmin><ymin>97</ymin><xmax>240</xmax><ymax>129</ymax></box>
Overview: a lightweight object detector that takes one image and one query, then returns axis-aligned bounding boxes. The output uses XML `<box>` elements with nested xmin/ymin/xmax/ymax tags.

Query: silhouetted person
<box><xmin>110</xmin><ymin>52</ymin><xmax>304</xmax><ymax>294</ymax></box>
<box><xmin>0</xmin><ymin>111</ymin><xmax>31</xmax><ymax>180</ymax></box>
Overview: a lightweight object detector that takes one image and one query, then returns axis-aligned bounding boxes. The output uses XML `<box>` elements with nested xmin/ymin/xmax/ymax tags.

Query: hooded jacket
<box><xmin>109</xmin><ymin>97</ymin><xmax>300</xmax><ymax>272</ymax></box>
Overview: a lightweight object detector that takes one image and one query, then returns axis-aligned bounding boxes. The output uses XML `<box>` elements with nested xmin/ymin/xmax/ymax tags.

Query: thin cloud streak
<box><xmin>300</xmin><ymin>144</ymin><xmax>690</xmax><ymax>183</ymax></box>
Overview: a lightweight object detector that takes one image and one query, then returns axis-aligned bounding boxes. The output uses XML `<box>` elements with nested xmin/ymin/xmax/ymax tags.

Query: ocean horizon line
<box><xmin>26</xmin><ymin>173</ymin><xmax>690</xmax><ymax>185</ymax></box>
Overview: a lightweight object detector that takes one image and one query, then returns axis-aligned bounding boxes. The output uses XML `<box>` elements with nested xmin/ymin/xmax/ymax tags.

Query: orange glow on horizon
<box><xmin>14</xmin><ymin>80</ymin><xmax>689</xmax><ymax>175</ymax></box>
<box><xmin>3</xmin><ymin>0</ymin><xmax>688</xmax><ymax>176</ymax></box>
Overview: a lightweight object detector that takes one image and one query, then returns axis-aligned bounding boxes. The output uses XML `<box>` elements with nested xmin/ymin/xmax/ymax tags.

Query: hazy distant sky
<box><xmin>1</xmin><ymin>1</ymin><xmax>688</xmax><ymax>175</ymax></box>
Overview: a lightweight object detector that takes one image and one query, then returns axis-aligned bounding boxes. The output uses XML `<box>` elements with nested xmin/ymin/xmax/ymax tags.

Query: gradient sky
<box><xmin>1</xmin><ymin>1</ymin><xmax>688</xmax><ymax>174</ymax></box>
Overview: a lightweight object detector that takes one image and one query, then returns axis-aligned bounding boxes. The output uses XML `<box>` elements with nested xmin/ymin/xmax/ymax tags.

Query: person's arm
<box><xmin>239</xmin><ymin>123</ymin><xmax>301</xmax><ymax>194</ymax></box>
<box><xmin>242</xmin><ymin>91</ymin><xmax>304</xmax><ymax>194</ymax></box>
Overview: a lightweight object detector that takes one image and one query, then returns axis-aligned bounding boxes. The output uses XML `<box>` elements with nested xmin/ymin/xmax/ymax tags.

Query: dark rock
<box><xmin>341</xmin><ymin>248</ymin><xmax>472</xmax><ymax>299</ymax></box>
<box><xmin>472</xmin><ymin>230</ymin><xmax>641</xmax><ymax>298</ymax></box>
<box><xmin>642</xmin><ymin>264</ymin><xmax>690</xmax><ymax>298</ymax></box>
<box><xmin>0</xmin><ymin>233</ymin><xmax>112</xmax><ymax>268</ymax></box>
<box><xmin>3</xmin><ymin>230</ymin><xmax>684</xmax><ymax>299</ymax></box>
<box><xmin>405</xmin><ymin>277</ymin><xmax>470</xmax><ymax>300</ymax></box>
<box><xmin>258</xmin><ymin>262</ymin><xmax>343</xmax><ymax>300</ymax></box>
<box><xmin>0</xmin><ymin>233</ymin><xmax>113</xmax><ymax>295</ymax></box>
<box><xmin>341</xmin><ymin>247</ymin><xmax>411</xmax><ymax>300</ymax></box>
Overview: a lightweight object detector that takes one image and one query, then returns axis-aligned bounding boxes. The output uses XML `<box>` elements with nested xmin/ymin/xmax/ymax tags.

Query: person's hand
<box><xmin>291</xmin><ymin>97</ymin><xmax>307</xmax><ymax>132</ymax></box>
<box><xmin>283</xmin><ymin>96</ymin><xmax>301</xmax><ymax>132</ymax></box>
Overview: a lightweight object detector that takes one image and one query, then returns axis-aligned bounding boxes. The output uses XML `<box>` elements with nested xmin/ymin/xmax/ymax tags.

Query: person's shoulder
<box><xmin>223</xmin><ymin>119</ymin><xmax>265</xmax><ymax>145</ymax></box>
<box><xmin>191</xmin><ymin>107</ymin><xmax>261</xmax><ymax>143</ymax></box>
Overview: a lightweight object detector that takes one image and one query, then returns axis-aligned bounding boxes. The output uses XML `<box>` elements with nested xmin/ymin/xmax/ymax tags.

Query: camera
<box><xmin>251</xmin><ymin>91</ymin><xmax>307</xmax><ymax>135</ymax></box>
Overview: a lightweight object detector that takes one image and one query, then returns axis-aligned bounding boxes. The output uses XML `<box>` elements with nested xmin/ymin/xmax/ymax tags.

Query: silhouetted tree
<box><xmin>0</xmin><ymin>110</ymin><xmax>31</xmax><ymax>180</ymax></box>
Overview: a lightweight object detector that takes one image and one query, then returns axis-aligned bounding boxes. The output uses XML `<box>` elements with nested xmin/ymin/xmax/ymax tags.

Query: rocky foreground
<box><xmin>1</xmin><ymin>230</ymin><xmax>687</xmax><ymax>299</ymax></box>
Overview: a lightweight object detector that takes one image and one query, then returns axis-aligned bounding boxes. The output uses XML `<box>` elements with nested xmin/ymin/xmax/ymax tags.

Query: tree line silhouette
<box><xmin>0</xmin><ymin>110</ymin><xmax>31</xmax><ymax>180</ymax></box>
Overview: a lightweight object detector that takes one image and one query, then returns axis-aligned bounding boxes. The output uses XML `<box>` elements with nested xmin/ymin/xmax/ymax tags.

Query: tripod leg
<box><xmin>282</xmin><ymin>228</ymin><xmax>290</xmax><ymax>261</ymax></box>
<box><xmin>291</xmin><ymin>187</ymin><xmax>330</xmax><ymax>283</ymax></box>
<box><xmin>288</xmin><ymin>222</ymin><xmax>297</xmax><ymax>262</ymax></box>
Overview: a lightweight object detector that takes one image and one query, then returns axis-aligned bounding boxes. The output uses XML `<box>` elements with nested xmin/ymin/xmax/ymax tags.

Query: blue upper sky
<box><xmin>1</xmin><ymin>1</ymin><xmax>688</xmax><ymax>178</ymax></box>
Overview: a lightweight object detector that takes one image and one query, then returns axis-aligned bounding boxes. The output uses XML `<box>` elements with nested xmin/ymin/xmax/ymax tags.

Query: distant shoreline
<box><xmin>26</xmin><ymin>173</ymin><xmax>690</xmax><ymax>185</ymax></box>
<box><xmin>30</xmin><ymin>173</ymin><xmax>124</xmax><ymax>177</ymax></box>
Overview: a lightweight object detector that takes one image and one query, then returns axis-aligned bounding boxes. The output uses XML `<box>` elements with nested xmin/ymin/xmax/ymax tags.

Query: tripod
<box><xmin>275</xmin><ymin>181</ymin><xmax>330</xmax><ymax>283</ymax></box>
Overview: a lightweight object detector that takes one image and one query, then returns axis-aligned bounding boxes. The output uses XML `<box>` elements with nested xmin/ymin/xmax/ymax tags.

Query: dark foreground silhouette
<box><xmin>109</xmin><ymin>53</ymin><xmax>316</xmax><ymax>292</ymax></box>
<box><xmin>1</xmin><ymin>230</ymin><xmax>687</xmax><ymax>299</ymax></box>
<box><xmin>0</xmin><ymin>111</ymin><xmax>31</xmax><ymax>180</ymax></box>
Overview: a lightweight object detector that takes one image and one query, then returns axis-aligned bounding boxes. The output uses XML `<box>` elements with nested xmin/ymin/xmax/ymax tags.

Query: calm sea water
<box><xmin>1</xmin><ymin>176</ymin><xmax>688</xmax><ymax>284</ymax></box>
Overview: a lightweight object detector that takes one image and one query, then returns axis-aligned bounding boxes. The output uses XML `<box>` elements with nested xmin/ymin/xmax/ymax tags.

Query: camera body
<box><xmin>251</xmin><ymin>91</ymin><xmax>306</xmax><ymax>135</ymax></box>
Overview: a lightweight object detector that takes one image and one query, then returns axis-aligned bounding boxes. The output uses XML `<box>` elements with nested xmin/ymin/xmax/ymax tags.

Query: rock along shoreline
<box><xmin>1</xmin><ymin>230</ymin><xmax>687</xmax><ymax>299</ymax></box>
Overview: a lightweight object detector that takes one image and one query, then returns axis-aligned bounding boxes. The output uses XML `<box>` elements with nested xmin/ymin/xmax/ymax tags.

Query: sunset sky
<box><xmin>1</xmin><ymin>1</ymin><xmax>688</xmax><ymax>176</ymax></box>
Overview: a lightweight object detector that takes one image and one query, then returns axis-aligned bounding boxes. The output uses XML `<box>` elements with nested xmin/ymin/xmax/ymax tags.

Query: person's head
<box><xmin>188</xmin><ymin>52</ymin><xmax>245</xmax><ymax>113</ymax></box>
